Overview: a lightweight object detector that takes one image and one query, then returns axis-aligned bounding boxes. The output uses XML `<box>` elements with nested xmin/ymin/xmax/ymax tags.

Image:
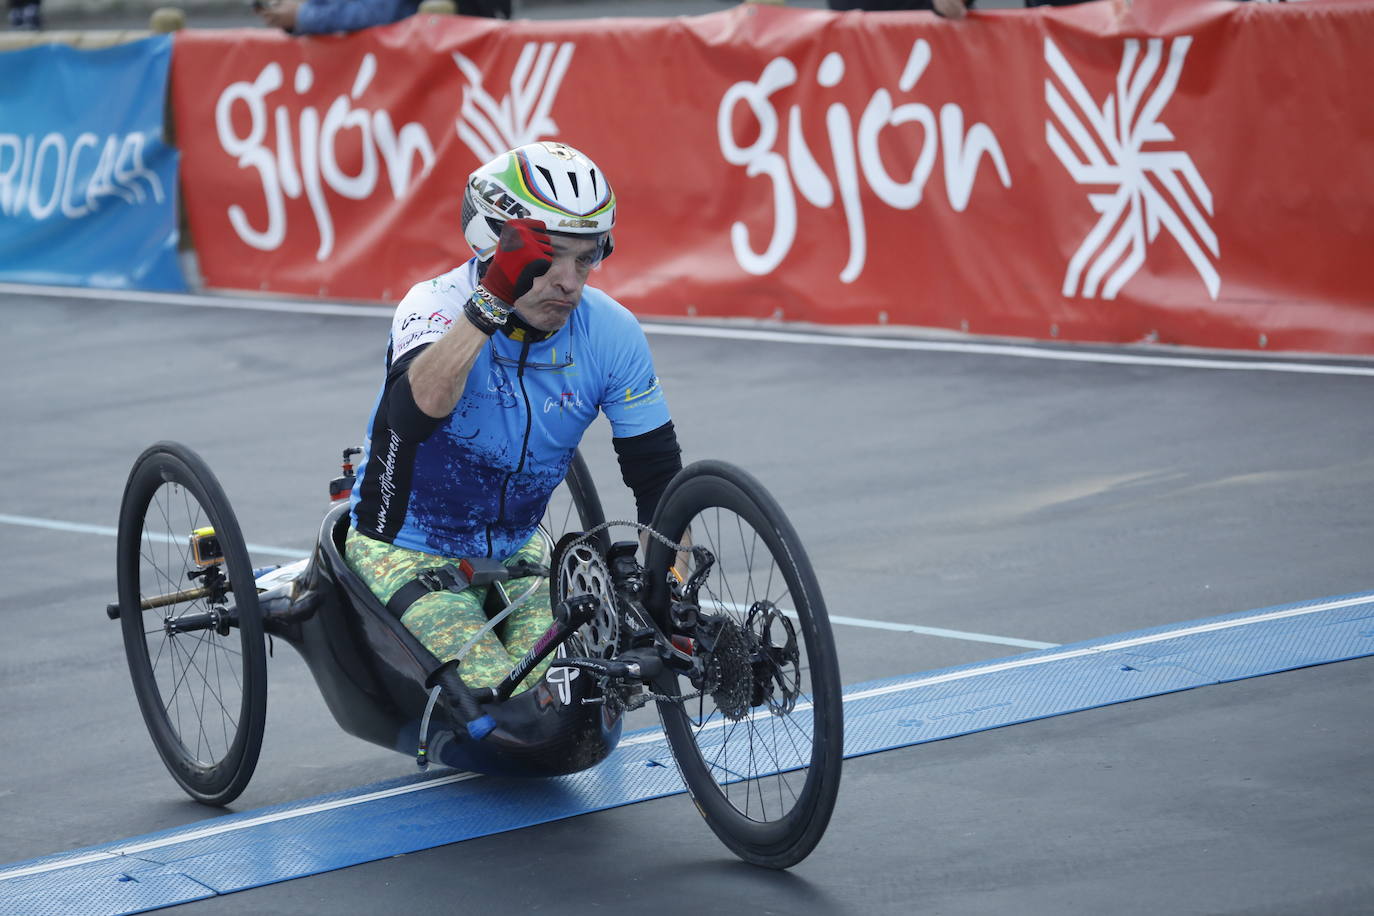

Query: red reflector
<box><xmin>672</xmin><ymin>635</ymin><xmax>695</xmax><ymax>655</ymax></box>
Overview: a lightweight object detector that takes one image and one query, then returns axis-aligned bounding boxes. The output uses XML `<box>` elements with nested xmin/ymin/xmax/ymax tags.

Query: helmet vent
<box><xmin>463</xmin><ymin>143</ymin><xmax>614</xmax><ymax>258</ymax></box>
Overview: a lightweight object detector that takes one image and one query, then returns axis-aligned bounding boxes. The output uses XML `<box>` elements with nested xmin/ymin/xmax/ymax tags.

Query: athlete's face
<box><xmin>514</xmin><ymin>235</ymin><xmax>601</xmax><ymax>333</ymax></box>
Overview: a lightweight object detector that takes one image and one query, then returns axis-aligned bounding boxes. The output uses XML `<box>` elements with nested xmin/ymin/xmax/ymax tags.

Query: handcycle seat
<box><xmin>282</xmin><ymin>503</ymin><xmax>623</xmax><ymax>777</ymax></box>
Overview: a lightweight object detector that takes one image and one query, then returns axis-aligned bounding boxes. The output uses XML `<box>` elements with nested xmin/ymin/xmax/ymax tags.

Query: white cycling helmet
<box><xmin>461</xmin><ymin>141</ymin><xmax>616</xmax><ymax>262</ymax></box>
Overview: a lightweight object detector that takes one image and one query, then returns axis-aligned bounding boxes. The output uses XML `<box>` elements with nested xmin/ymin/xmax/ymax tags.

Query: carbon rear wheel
<box><xmin>645</xmin><ymin>461</ymin><xmax>843</xmax><ymax>869</ymax></box>
<box><xmin>116</xmin><ymin>442</ymin><xmax>266</xmax><ymax>806</ymax></box>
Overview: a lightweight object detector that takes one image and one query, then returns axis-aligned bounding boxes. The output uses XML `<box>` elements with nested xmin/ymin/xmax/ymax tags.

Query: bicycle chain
<box><xmin>567</xmin><ymin>519</ymin><xmax>693</xmax><ymax>555</ymax></box>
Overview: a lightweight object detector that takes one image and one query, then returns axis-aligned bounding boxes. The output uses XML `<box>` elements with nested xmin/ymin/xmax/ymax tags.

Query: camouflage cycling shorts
<box><xmin>344</xmin><ymin>526</ymin><xmax>554</xmax><ymax>694</ymax></box>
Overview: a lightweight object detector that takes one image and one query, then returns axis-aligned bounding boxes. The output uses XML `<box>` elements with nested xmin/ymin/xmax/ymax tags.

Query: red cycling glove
<box><xmin>480</xmin><ymin>218</ymin><xmax>554</xmax><ymax>306</ymax></box>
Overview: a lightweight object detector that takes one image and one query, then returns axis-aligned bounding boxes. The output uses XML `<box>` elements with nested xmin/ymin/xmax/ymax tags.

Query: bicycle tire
<box><xmin>116</xmin><ymin>441</ymin><xmax>267</xmax><ymax>806</ymax></box>
<box><xmin>645</xmin><ymin>460</ymin><xmax>843</xmax><ymax>869</ymax></box>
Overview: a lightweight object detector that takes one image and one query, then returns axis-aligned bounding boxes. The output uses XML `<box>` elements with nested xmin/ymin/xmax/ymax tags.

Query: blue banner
<box><xmin>0</xmin><ymin>36</ymin><xmax>185</xmax><ymax>291</ymax></box>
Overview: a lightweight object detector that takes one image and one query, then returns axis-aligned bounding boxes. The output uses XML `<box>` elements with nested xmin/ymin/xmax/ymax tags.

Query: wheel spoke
<box><xmin>164</xmin><ymin>628</ymin><xmax>240</xmax><ymax>763</ymax></box>
<box><xmin>136</xmin><ymin>481</ymin><xmax>247</xmax><ymax>765</ymax></box>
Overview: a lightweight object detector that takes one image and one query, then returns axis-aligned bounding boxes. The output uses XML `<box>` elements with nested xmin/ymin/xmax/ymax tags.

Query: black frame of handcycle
<box><xmin>247</xmin><ymin>502</ymin><xmax>690</xmax><ymax>778</ymax></box>
<box><xmin>115</xmin><ymin>443</ymin><xmax>841</xmax><ymax>869</ymax></box>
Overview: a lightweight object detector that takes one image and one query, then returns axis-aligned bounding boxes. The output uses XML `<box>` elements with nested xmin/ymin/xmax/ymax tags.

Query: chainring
<box><xmin>551</xmin><ymin>537</ymin><xmax>620</xmax><ymax>659</ymax></box>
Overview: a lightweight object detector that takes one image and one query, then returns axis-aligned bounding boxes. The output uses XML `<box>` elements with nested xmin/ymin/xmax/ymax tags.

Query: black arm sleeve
<box><xmin>613</xmin><ymin>420</ymin><xmax>683</xmax><ymax>525</ymax></box>
<box><xmin>381</xmin><ymin>345</ymin><xmax>445</xmax><ymax>442</ymax></box>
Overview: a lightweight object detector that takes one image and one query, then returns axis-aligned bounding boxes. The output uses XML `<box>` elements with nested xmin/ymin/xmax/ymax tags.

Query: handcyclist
<box><xmin>345</xmin><ymin>141</ymin><xmax>683</xmax><ymax>695</ymax></box>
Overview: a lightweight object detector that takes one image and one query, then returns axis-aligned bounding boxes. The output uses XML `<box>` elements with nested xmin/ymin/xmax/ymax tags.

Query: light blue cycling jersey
<box><xmin>350</xmin><ymin>259</ymin><xmax>670</xmax><ymax>561</ymax></box>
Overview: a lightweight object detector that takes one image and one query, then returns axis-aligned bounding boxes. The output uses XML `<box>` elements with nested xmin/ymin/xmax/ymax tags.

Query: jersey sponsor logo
<box><xmin>395</xmin><ymin>328</ymin><xmax>442</xmax><ymax>353</ymax></box>
<box><xmin>484</xmin><ymin>364</ymin><xmax>519</xmax><ymax>409</ymax></box>
<box><xmin>543</xmin><ymin>389</ymin><xmax>586</xmax><ymax>415</ymax></box>
<box><xmin>619</xmin><ymin>374</ymin><xmax>662</xmax><ymax>408</ymax></box>
<box><xmin>395</xmin><ymin>310</ymin><xmax>453</xmax><ymax>354</ymax></box>
<box><xmin>374</xmin><ymin>428</ymin><xmax>402</xmax><ymax>531</ymax></box>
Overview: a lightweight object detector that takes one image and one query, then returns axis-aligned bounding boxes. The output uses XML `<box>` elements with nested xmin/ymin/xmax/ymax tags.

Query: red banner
<box><xmin>173</xmin><ymin>1</ymin><xmax>1374</xmax><ymax>353</ymax></box>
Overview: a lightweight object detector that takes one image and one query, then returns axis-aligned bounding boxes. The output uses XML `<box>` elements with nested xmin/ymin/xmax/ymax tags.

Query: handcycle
<box><xmin>108</xmin><ymin>441</ymin><xmax>843</xmax><ymax>869</ymax></box>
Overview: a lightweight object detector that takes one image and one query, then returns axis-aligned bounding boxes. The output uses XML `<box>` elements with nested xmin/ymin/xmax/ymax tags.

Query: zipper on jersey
<box><xmin>489</xmin><ymin>337</ymin><xmax>534</xmax><ymax>557</ymax></box>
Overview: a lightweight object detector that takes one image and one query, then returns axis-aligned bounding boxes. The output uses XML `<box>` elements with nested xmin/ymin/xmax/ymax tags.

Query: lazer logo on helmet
<box><xmin>471</xmin><ymin>177</ymin><xmax>531</xmax><ymax>220</ymax></box>
<box><xmin>558</xmin><ymin>218</ymin><xmax>599</xmax><ymax>229</ymax></box>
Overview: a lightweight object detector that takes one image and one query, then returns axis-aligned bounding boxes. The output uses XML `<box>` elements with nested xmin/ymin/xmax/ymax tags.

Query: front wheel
<box><xmin>644</xmin><ymin>461</ymin><xmax>843</xmax><ymax>869</ymax></box>
<box><xmin>116</xmin><ymin>442</ymin><xmax>267</xmax><ymax>806</ymax></box>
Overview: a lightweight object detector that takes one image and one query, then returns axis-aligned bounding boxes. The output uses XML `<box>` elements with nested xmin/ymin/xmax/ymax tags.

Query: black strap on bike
<box><xmin>504</xmin><ymin>560</ymin><xmax>549</xmax><ymax>580</ymax></box>
<box><xmin>385</xmin><ymin>557</ymin><xmax>550</xmax><ymax>619</ymax></box>
<box><xmin>386</xmin><ymin>564</ymin><xmax>471</xmax><ymax>618</ymax></box>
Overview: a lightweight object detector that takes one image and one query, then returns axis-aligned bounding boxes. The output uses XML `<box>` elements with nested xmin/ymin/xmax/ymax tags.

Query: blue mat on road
<box><xmin>4</xmin><ymin>591</ymin><xmax>1373</xmax><ymax>916</ymax></box>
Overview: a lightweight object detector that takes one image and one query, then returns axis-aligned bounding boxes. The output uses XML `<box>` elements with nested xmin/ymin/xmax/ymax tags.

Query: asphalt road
<box><xmin>1</xmin><ymin>288</ymin><xmax>1372</xmax><ymax>914</ymax></box>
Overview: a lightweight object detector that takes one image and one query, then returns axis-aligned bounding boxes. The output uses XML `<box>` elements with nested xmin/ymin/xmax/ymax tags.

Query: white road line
<box><xmin>0</xmin><ymin>513</ymin><xmax>309</xmax><ymax>560</ymax></box>
<box><xmin>0</xmin><ymin>282</ymin><xmax>393</xmax><ymax>319</ymax></box>
<box><xmin>640</xmin><ymin>324</ymin><xmax>1374</xmax><ymax>377</ymax></box>
<box><xmin>5</xmin><ymin>282</ymin><xmax>1374</xmax><ymax>377</ymax></box>
<box><xmin>825</xmin><ymin>614</ymin><xmax>1058</xmax><ymax>649</ymax></box>
<box><xmin>0</xmin><ymin>513</ymin><xmax>1037</xmax><ymax>647</ymax></box>
<box><xmin>702</xmin><ymin>598</ymin><xmax>1056</xmax><ymax>650</ymax></box>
